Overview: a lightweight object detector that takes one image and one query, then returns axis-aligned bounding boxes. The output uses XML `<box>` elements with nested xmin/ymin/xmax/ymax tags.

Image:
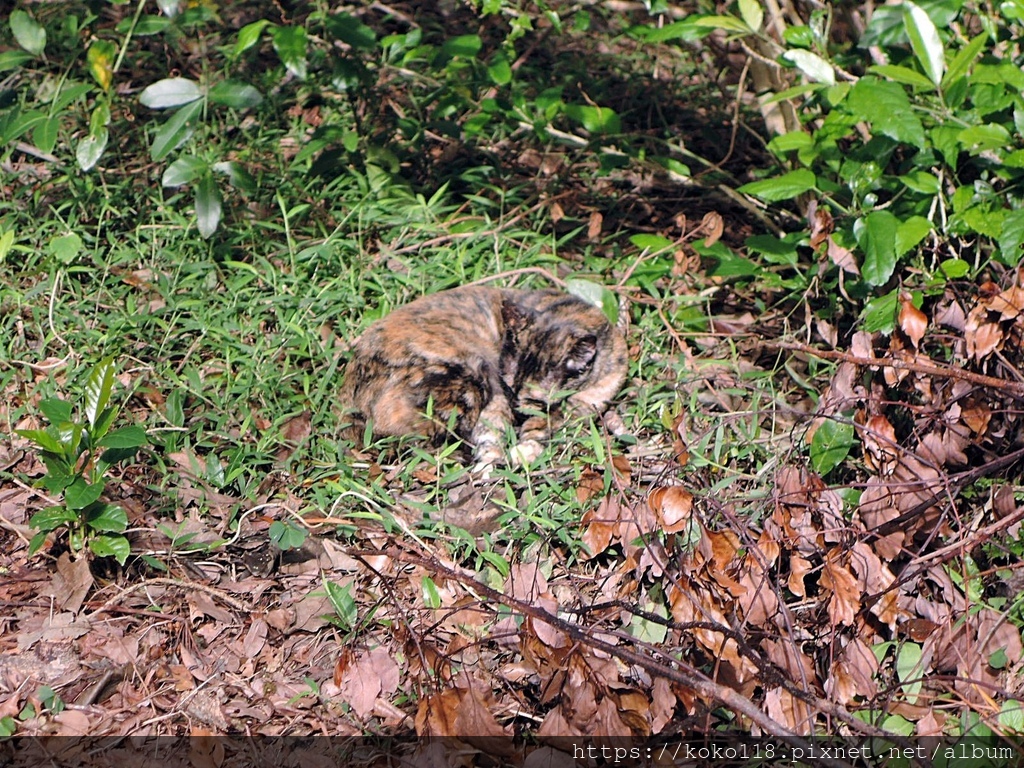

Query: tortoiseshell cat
<box><xmin>340</xmin><ymin>285</ymin><xmax>627</xmax><ymax>470</ymax></box>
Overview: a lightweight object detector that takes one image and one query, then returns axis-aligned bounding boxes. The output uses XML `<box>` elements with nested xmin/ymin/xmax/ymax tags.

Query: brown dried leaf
<box><xmin>788</xmin><ymin>554</ymin><xmax>812</xmax><ymax>598</ymax></box>
<box><xmin>809</xmin><ymin>203</ymin><xmax>833</xmax><ymax>249</ymax></box>
<box><xmin>587</xmin><ymin>211</ymin><xmax>604</xmax><ymax>240</ymax></box>
<box><xmin>580</xmin><ymin>500</ymin><xmax>619</xmax><ymax>558</ymax></box>
<box><xmin>820</xmin><ymin>552</ymin><xmax>860</xmax><ymax>627</ymax></box>
<box><xmin>827</xmin><ymin>237</ymin><xmax>859</xmax><ymax>275</ymax></box>
<box><xmin>648</xmin><ymin>486</ymin><xmax>693</xmax><ymax>534</ymax></box>
<box><xmin>575</xmin><ymin>468</ymin><xmax>604</xmax><ymax>503</ymax></box>
<box><xmin>701</xmin><ymin>211</ymin><xmax>724</xmax><ymax>247</ymax></box>
<box><xmin>897</xmin><ymin>293</ymin><xmax>927</xmax><ymax>349</ymax></box>
<box><xmin>862</xmin><ymin>414</ymin><xmax>899</xmax><ymax>476</ymax></box>
<box><xmin>824</xmin><ymin>637</ymin><xmax>878</xmax><ymax>704</ymax></box>
<box><xmin>46</xmin><ymin>553</ymin><xmax>93</xmax><ymax>615</ymax></box>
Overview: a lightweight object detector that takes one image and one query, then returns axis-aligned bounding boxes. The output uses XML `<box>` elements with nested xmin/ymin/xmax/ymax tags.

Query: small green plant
<box><xmin>17</xmin><ymin>358</ymin><xmax>148</xmax><ymax>565</ymax></box>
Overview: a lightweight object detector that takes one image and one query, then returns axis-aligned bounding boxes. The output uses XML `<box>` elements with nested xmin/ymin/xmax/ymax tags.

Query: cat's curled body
<box><xmin>340</xmin><ymin>285</ymin><xmax>627</xmax><ymax>468</ymax></box>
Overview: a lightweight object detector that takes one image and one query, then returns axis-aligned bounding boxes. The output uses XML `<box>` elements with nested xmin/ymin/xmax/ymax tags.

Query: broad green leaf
<box><xmin>690</xmin><ymin>15</ymin><xmax>758</xmax><ymax>34</ymax></box>
<box><xmin>895</xmin><ymin>640</ymin><xmax>924</xmax><ymax>701</ymax></box>
<box><xmin>867</xmin><ymin>64</ymin><xmax>935</xmax><ymax>89</ymax></box>
<box><xmin>10</xmin><ymin>10</ymin><xmax>46</xmax><ymax>57</ymax></box>
<box><xmin>195</xmin><ymin>174</ymin><xmax>222</xmax><ymax>239</ymax></box>
<box><xmin>999</xmin><ymin>209</ymin><xmax>1024</xmax><ymax>262</ymax></box>
<box><xmin>654</xmin><ymin>156</ymin><xmax>690</xmax><ymax>178</ymax></box>
<box><xmin>323</xmin><ymin>578</ymin><xmax>357</xmax><ymax>628</ymax></box>
<box><xmin>139</xmin><ymin>77</ymin><xmax>202</xmax><ymax>109</ymax></box>
<box><xmin>942</xmin><ymin>32</ymin><xmax>988</xmax><ymax>89</ymax></box>
<box><xmin>39</xmin><ymin>398</ymin><xmax>73</xmax><ymax>425</ymax></box>
<box><xmin>86</xmin><ymin>41</ymin><xmax>116</xmax><ymax>92</ymax></box>
<box><xmin>48</xmin><ymin>232</ymin><xmax>82</xmax><ymax>265</ymax></box>
<box><xmin>85</xmin><ymin>358</ymin><xmax>115</xmax><ymax>429</ymax></box>
<box><xmin>29</xmin><ymin>506</ymin><xmax>78</xmax><ymax>533</ymax></box>
<box><xmin>895</xmin><ymin>216</ymin><xmax>932</xmax><ymax>257</ymax></box>
<box><xmin>768</xmin><ymin>131</ymin><xmax>813</xmax><ymax>155</ymax></box>
<box><xmin>898</xmin><ymin>170</ymin><xmax>940</xmax><ymax>194</ymax></box>
<box><xmin>76</xmin><ymin>129</ymin><xmax>108</xmax><ymax>172</ymax></box>
<box><xmin>97</xmin><ymin>425</ymin><xmax>148</xmax><ymax>449</ymax></box>
<box><xmin>65</xmin><ymin>477</ymin><xmax>105</xmax><ymax>511</ymax></box>
<box><xmin>150</xmin><ymin>99</ymin><xmax>201</xmax><ymax>161</ymax></box>
<box><xmin>738</xmin><ymin>0</ymin><xmax>763</xmax><ymax>32</ymax></box>
<box><xmin>958</xmin><ymin>123</ymin><xmax>1011</xmax><ymax>154</ymax></box>
<box><xmin>211</xmin><ymin>161</ymin><xmax>256</xmax><ymax>193</ymax></box>
<box><xmin>89</xmin><ymin>102</ymin><xmax>111</xmax><ymax>134</ymax></box>
<box><xmin>738</xmin><ymin>169</ymin><xmax>816</xmax><ymax>202</ymax></box>
<box><xmin>810</xmin><ymin>418</ymin><xmax>855</xmax><ymax>476</ymax></box>
<box><xmin>0</xmin><ymin>50</ymin><xmax>35</xmax><ymax>72</ymax></box>
<box><xmin>938</xmin><ymin>258</ymin><xmax>970</xmax><ymax>279</ymax></box>
<box><xmin>32</xmin><ymin>117</ymin><xmax>58</xmax><ymax>154</ymax></box>
<box><xmin>783</xmin><ymin>49</ymin><xmax>835</xmax><ymax>86</ymax></box>
<box><xmin>89</xmin><ymin>534</ymin><xmax>131</xmax><ymax>565</ymax></box>
<box><xmin>91</xmin><ymin>406</ymin><xmax>118</xmax><ymax>442</ymax></box>
<box><xmin>207</xmin><ymin>80</ymin><xmax>263</xmax><ymax>109</ymax></box>
<box><xmin>566</xmin><ymin>279</ymin><xmax>618</xmax><ymax>325</ymax></box>
<box><xmin>903</xmin><ymin>1</ymin><xmax>944</xmax><ymax>85</ymax></box>
<box><xmin>15</xmin><ymin>428</ymin><xmax>64</xmax><ymax>453</ymax></box>
<box><xmin>857</xmin><ymin>210</ymin><xmax>900</xmax><ymax>286</ymax></box>
<box><xmin>86</xmin><ymin>503</ymin><xmax>128</xmax><ymax>533</ymax></box>
<box><xmin>271</xmin><ymin>26</ymin><xmax>308</xmax><ymax>79</ymax></box>
<box><xmin>847</xmin><ymin>78</ymin><xmax>925</xmax><ymax>146</ymax></box>
<box><xmin>629</xmin><ymin>233</ymin><xmax>675</xmax><ymax>253</ymax></box>
<box><xmin>999</xmin><ymin>700</ymin><xmax>1024</xmax><ymax>733</ymax></box>
<box><xmin>439</xmin><ymin>34</ymin><xmax>482</xmax><ymax>61</ymax></box>
<box><xmin>324</xmin><ymin>13</ymin><xmax>377</xmax><ymax>49</ymax></box>
<box><xmin>234</xmin><ymin>19</ymin><xmax>271</xmax><ymax>57</ymax></box>
<box><xmin>487</xmin><ymin>55</ymin><xmax>512</xmax><ymax>85</ymax></box>
<box><xmin>628</xmin><ymin>601</ymin><xmax>669</xmax><ymax>643</ymax></box>
<box><xmin>162</xmin><ymin>156</ymin><xmax>207</xmax><ymax>187</ymax></box>
<box><xmin>635</xmin><ymin>19</ymin><xmax>705</xmax><ymax>43</ymax></box>
<box><xmin>269</xmin><ymin>520</ymin><xmax>306</xmax><ymax>550</ymax></box>
<box><xmin>564</xmin><ymin>104</ymin><xmax>621</xmax><ymax>134</ymax></box>
<box><xmin>119</xmin><ymin>15</ymin><xmax>171</xmax><ymax>36</ymax></box>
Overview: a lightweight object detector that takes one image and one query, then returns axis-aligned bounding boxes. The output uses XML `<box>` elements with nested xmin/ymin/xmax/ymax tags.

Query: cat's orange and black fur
<box><xmin>340</xmin><ymin>285</ymin><xmax>627</xmax><ymax>468</ymax></box>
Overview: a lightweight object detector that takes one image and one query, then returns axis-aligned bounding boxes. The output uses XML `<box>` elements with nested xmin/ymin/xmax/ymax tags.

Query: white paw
<box><xmin>510</xmin><ymin>439</ymin><xmax>544</xmax><ymax>467</ymax></box>
<box><xmin>472</xmin><ymin>442</ymin><xmax>504</xmax><ymax>478</ymax></box>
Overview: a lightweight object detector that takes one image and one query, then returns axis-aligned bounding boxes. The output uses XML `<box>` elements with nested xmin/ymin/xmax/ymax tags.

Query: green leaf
<box><xmin>737</xmin><ymin>0</ymin><xmax>763</xmax><ymax>33</ymax></box>
<box><xmin>487</xmin><ymin>55</ymin><xmax>512</xmax><ymax>85</ymax></box>
<box><xmin>566</xmin><ymin>279</ymin><xmax>618</xmax><ymax>325</ymax></box>
<box><xmin>635</xmin><ymin>19</ymin><xmax>705</xmax><ymax>43</ymax></box>
<box><xmin>999</xmin><ymin>209</ymin><xmax>1024</xmax><ymax>262</ymax></box>
<box><xmin>234</xmin><ymin>19</ymin><xmax>271</xmax><ymax>57</ymax></box>
<box><xmin>85</xmin><ymin>358</ymin><xmax>115</xmax><ymax>430</ymax></box>
<box><xmin>628</xmin><ymin>601</ymin><xmax>669</xmax><ymax>643</ymax></box>
<box><xmin>783</xmin><ymin>49</ymin><xmax>835</xmax><ymax>86</ymax></box>
<box><xmin>857</xmin><ymin>210</ymin><xmax>900</xmax><ymax>286</ymax></box>
<box><xmin>32</xmin><ymin>117</ymin><xmax>58</xmax><ymax>154</ymax></box>
<box><xmin>86</xmin><ymin>503</ymin><xmax>128</xmax><ymax>533</ymax></box>
<box><xmin>421</xmin><ymin>576</ymin><xmax>442</xmax><ymax>609</ymax></box>
<box><xmin>323</xmin><ymin>579</ymin><xmax>357</xmax><ymax>628</ymax></box>
<box><xmin>999</xmin><ymin>700</ymin><xmax>1024</xmax><ymax>732</ymax></box>
<box><xmin>0</xmin><ymin>50</ymin><xmax>35</xmax><ymax>72</ymax></box>
<box><xmin>89</xmin><ymin>534</ymin><xmax>131</xmax><ymax>565</ymax></box>
<box><xmin>629</xmin><ymin>233</ymin><xmax>675</xmax><ymax>253</ymax></box>
<box><xmin>564</xmin><ymin>105</ymin><xmax>621</xmax><ymax>134</ymax></box>
<box><xmin>0</xmin><ymin>228</ymin><xmax>14</xmax><ymax>262</ymax></box>
<box><xmin>867</xmin><ymin>64</ymin><xmax>935</xmax><ymax>89</ymax></box>
<box><xmin>207</xmin><ymin>80</ymin><xmax>263</xmax><ymax>109</ymax></box>
<box><xmin>162</xmin><ymin>156</ymin><xmax>207</xmax><ymax>187</ymax></box>
<box><xmin>269</xmin><ymin>520</ymin><xmax>306</xmax><ymax>550</ymax></box>
<box><xmin>737</xmin><ymin>169</ymin><xmax>816</xmax><ymax>202</ymax></box>
<box><xmin>150</xmin><ymin>99</ymin><xmax>202</xmax><ymax>161</ymax></box>
<box><xmin>846</xmin><ymin>78</ymin><xmax>925</xmax><ymax>146</ymax></box>
<box><xmin>690</xmin><ymin>15</ymin><xmax>759</xmax><ymax>34</ymax></box>
<box><xmin>938</xmin><ymin>258</ymin><xmax>970</xmax><ymax>279</ymax></box>
<box><xmin>29</xmin><ymin>506</ymin><xmax>78</xmax><ymax>533</ymax></box>
<box><xmin>810</xmin><ymin>418</ymin><xmax>855</xmax><ymax>476</ymax></box>
<box><xmin>195</xmin><ymin>175</ymin><xmax>222</xmax><ymax>239</ymax></box>
<box><xmin>271</xmin><ymin>26</ymin><xmax>308</xmax><ymax>79</ymax></box>
<box><xmin>958</xmin><ymin>123</ymin><xmax>1011</xmax><ymax>154</ymax></box>
<box><xmin>895</xmin><ymin>216</ymin><xmax>932</xmax><ymax>256</ymax></box>
<box><xmin>898</xmin><ymin>170</ymin><xmax>940</xmax><ymax>195</ymax></box>
<box><xmin>65</xmin><ymin>478</ymin><xmax>105</xmax><ymax>511</ymax></box>
<box><xmin>139</xmin><ymin>78</ymin><xmax>202</xmax><ymax>109</ymax></box>
<box><xmin>97</xmin><ymin>425</ymin><xmax>148</xmax><ymax>449</ymax></box>
<box><xmin>86</xmin><ymin>40</ymin><xmax>116</xmax><ymax>91</ymax></box>
<box><xmin>15</xmin><ymin>428</ymin><xmax>64</xmax><ymax>453</ymax></box>
<box><xmin>903</xmin><ymin>1</ymin><xmax>944</xmax><ymax>85</ymax></box>
<box><xmin>942</xmin><ymin>32</ymin><xmax>987</xmax><ymax>89</ymax></box>
<box><xmin>438</xmin><ymin>34</ymin><xmax>482</xmax><ymax>61</ymax></box>
<box><xmin>211</xmin><ymin>161</ymin><xmax>256</xmax><ymax>193</ymax></box>
<box><xmin>48</xmin><ymin>233</ymin><xmax>82</xmax><ymax>265</ymax></box>
<box><xmin>10</xmin><ymin>10</ymin><xmax>46</xmax><ymax>57</ymax></box>
<box><xmin>39</xmin><ymin>398</ymin><xmax>73</xmax><ymax>425</ymax></box>
<box><xmin>324</xmin><ymin>13</ymin><xmax>377</xmax><ymax>49</ymax></box>
<box><xmin>76</xmin><ymin>129</ymin><xmax>108</xmax><ymax>172</ymax></box>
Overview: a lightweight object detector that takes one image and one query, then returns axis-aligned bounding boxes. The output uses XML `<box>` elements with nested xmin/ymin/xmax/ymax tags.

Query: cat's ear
<box><xmin>566</xmin><ymin>334</ymin><xmax>598</xmax><ymax>373</ymax></box>
<box><xmin>501</xmin><ymin>298</ymin><xmax>534</xmax><ymax>335</ymax></box>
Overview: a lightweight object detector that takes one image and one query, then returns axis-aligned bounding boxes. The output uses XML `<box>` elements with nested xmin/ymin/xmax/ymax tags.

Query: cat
<box><xmin>339</xmin><ymin>285</ymin><xmax>628</xmax><ymax>470</ymax></box>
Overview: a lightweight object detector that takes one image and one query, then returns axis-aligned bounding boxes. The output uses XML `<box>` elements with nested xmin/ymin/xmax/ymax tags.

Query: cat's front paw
<box><xmin>510</xmin><ymin>439</ymin><xmax>544</xmax><ymax>467</ymax></box>
<box><xmin>472</xmin><ymin>442</ymin><xmax>504</xmax><ymax>478</ymax></box>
